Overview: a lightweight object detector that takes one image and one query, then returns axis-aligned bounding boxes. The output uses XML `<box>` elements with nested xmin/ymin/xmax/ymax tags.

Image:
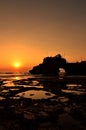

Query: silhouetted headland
<box><xmin>29</xmin><ymin>54</ymin><xmax>86</xmax><ymax>76</ymax></box>
<box><xmin>29</xmin><ymin>54</ymin><xmax>66</xmax><ymax>75</ymax></box>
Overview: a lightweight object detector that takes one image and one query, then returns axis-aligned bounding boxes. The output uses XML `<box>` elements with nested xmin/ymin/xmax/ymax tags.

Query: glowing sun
<box><xmin>14</xmin><ymin>63</ymin><xmax>21</xmax><ymax>68</ymax></box>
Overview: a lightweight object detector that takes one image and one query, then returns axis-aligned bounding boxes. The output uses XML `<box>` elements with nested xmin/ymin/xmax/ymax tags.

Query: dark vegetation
<box><xmin>30</xmin><ymin>54</ymin><xmax>86</xmax><ymax>75</ymax></box>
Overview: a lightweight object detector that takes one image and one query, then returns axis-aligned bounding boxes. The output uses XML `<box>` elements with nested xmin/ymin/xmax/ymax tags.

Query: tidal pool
<box><xmin>16</xmin><ymin>90</ymin><xmax>56</xmax><ymax>99</ymax></box>
<box><xmin>3</xmin><ymin>80</ymin><xmax>15</xmax><ymax>86</ymax></box>
<box><xmin>62</xmin><ymin>89</ymin><xmax>85</xmax><ymax>95</ymax></box>
<box><xmin>0</xmin><ymin>96</ymin><xmax>5</xmax><ymax>100</ymax></box>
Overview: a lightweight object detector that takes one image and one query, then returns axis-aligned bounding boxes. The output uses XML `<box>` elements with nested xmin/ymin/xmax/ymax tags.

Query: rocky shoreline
<box><xmin>0</xmin><ymin>77</ymin><xmax>86</xmax><ymax>130</ymax></box>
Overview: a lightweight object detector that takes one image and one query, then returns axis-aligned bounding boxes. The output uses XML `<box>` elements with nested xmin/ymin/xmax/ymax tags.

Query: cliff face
<box><xmin>29</xmin><ymin>54</ymin><xmax>86</xmax><ymax>76</ymax></box>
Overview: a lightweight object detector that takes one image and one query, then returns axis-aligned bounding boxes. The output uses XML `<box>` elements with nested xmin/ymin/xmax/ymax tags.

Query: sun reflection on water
<box><xmin>15</xmin><ymin>76</ymin><xmax>20</xmax><ymax>80</ymax></box>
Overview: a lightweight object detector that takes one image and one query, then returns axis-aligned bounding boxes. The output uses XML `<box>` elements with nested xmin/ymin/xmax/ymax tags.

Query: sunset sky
<box><xmin>0</xmin><ymin>0</ymin><xmax>86</xmax><ymax>71</ymax></box>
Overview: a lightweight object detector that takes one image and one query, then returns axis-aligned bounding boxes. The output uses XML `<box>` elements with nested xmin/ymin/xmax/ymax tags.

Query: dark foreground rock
<box><xmin>0</xmin><ymin>78</ymin><xmax>86</xmax><ymax>130</ymax></box>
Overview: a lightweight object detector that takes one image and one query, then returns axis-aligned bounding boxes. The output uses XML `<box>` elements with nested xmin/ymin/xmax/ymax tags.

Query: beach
<box><xmin>0</xmin><ymin>73</ymin><xmax>86</xmax><ymax>130</ymax></box>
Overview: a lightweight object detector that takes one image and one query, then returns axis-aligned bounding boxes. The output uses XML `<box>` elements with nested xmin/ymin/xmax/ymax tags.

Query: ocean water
<box><xmin>0</xmin><ymin>72</ymin><xmax>33</xmax><ymax>80</ymax></box>
<box><xmin>0</xmin><ymin>73</ymin><xmax>31</xmax><ymax>86</ymax></box>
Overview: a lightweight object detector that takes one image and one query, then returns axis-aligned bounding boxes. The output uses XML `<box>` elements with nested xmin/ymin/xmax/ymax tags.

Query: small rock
<box><xmin>24</xmin><ymin>111</ymin><xmax>35</xmax><ymax>120</ymax></box>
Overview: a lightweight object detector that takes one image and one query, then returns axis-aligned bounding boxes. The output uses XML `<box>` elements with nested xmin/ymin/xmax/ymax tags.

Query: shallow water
<box><xmin>16</xmin><ymin>90</ymin><xmax>56</xmax><ymax>99</ymax></box>
<box><xmin>62</xmin><ymin>89</ymin><xmax>85</xmax><ymax>95</ymax></box>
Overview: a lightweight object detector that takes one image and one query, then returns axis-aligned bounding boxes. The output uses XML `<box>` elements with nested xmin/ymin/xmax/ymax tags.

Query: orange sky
<box><xmin>0</xmin><ymin>0</ymin><xmax>86</xmax><ymax>72</ymax></box>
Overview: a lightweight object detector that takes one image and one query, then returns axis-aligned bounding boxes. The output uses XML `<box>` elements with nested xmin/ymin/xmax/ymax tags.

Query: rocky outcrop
<box><xmin>29</xmin><ymin>54</ymin><xmax>86</xmax><ymax>75</ymax></box>
<box><xmin>29</xmin><ymin>54</ymin><xmax>66</xmax><ymax>75</ymax></box>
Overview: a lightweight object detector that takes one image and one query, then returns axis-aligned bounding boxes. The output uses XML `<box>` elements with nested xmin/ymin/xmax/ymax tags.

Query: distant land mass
<box><xmin>29</xmin><ymin>54</ymin><xmax>86</xmax><ymax>75</ymax></box>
